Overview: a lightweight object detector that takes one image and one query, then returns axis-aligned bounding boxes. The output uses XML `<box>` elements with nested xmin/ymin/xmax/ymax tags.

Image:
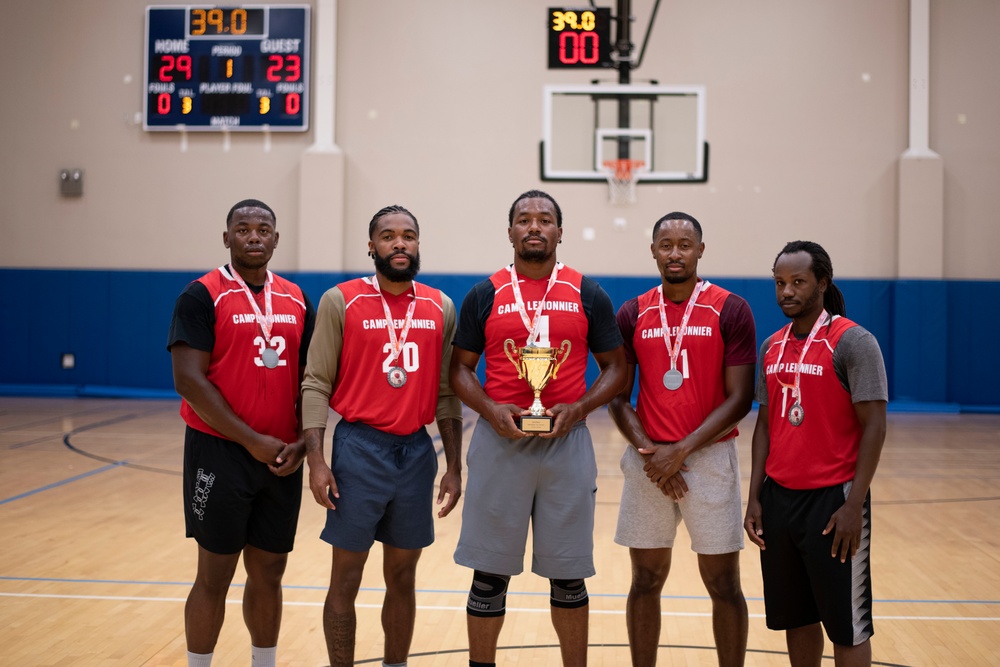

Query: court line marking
<box><xmin>359</xmin><ymin>645</ymin><xmax>912</xmax><ymax>667</ymax></box>
<box><xmin>2</xmin><ymin>407</ymin><xmax>477</xmax><ymax>503</ymax></box>
<box><xmin>1</xmin><ymin>592</ymin><xmax>997</xmax><ymax>622</ymax></box>
<box><xmin>10</xmin><ymin>404</ymin><xmax>997</xmax><ymax>505</ymax></box>
<box><xmin>0</xmin><ymin>463</ymin><xmax>123</xmax><ymax>505</ymax></box>
<box><xmin>3</xmin><ymin>575</ymin><xmax>999</xmax><ymax>606</ymax></box>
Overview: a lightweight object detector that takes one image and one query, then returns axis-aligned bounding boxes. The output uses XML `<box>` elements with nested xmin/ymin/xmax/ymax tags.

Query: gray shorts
<box><xmin>615</xmin><ymin>437</ymin><xmax>744</xmax><ymax>554</ymax></box>
<box><xmin>454</xmin><ymin>418</ymin><xmax>597</xmax><ymax>579</ymax></box>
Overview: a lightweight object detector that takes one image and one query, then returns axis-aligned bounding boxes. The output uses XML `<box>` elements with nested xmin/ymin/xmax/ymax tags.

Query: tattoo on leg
<box><xmin>325</xmin><ymin>608</ymin><xmax>356</xmax><ymax>667</ymax></box>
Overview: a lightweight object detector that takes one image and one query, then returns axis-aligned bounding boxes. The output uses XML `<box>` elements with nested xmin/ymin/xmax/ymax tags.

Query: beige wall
<box><xmin>1</xmin><ymin>0</ymin><xmax>997</xmax><ymax>279</ymax></box>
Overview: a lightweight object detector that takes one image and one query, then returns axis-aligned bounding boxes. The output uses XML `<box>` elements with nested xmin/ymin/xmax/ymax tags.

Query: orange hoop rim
<box><xmin>602</xmin><ymin>158</ymin><xmax>646</xmax><ymax>180</ymax></box>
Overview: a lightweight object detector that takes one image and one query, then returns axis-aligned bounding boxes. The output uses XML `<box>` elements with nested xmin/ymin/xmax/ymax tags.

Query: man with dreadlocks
<box><xmin>744</xmin><ymin>241</ymin><xmax>887</xmax><ymax>667</ymax></box>
<box><xmin>302</xmin><ymin>205</ymin><xmax>463</xmax><ymax>667</ymax></box>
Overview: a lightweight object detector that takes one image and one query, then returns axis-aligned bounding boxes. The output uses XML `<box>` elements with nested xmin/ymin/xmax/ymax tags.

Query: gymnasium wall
<box><xmin>1</xmin><ymin>1</ymin><xmax>998</xmax><ymax>408</ymax></box>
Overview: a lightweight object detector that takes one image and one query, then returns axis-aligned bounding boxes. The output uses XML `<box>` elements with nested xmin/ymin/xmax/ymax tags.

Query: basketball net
<box><xmin>603</xmin><ymin>159</ymin><xmax>644</xmax><ymax>206</ymax></box>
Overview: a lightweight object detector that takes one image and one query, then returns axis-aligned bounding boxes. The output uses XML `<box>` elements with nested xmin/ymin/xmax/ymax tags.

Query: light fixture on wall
<box><xmin>59</xmin><ymin>169</ymin><xmax>84</xmax><ymax>197</ymax></box>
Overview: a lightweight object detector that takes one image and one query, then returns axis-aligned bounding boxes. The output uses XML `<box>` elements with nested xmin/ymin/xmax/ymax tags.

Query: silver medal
<box><xmin>387</xmin><ymin>366</ymin><xmax>407</xmax><ymax>388</ymax></box>
<box><xmin>663</xmin><ymin>369</ymin><xmax>684</xmax><ymax>391</ymax></box>
<box><xmin>788</xmin><ymin>402</ymin><xmax>804</xmax><ymax>426</ymax></box>
<box><xmin>261</xmin><ymin>347</ymin><xmax>280</xmax><ymax>369</ymax></box>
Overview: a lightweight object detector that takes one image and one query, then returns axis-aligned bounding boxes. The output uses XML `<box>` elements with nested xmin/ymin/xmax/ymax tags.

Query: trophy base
<box><xmin>518</xmin><ymin>415</ymin><xmax>553</xmax><ymax>433</ymax></box>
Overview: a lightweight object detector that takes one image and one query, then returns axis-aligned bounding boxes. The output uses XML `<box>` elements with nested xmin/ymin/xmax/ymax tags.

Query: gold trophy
<box><xmin>503</xmin><ymin>339</ymin><xmax>572</xmax><ymax>433</ymax></box>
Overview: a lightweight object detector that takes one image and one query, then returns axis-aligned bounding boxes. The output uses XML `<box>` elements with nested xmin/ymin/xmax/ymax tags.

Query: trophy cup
<box><xmin>503</xmin><ymin>339</ymin><xmax>572</xmax><ymax>433</ymax></box>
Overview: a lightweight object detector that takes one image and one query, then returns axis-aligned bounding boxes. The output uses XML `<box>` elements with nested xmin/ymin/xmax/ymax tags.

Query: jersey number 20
<box><xmin>382</xmin><ymin>342</ymin><xmax>419</xmax><ymax>372</ymax></box>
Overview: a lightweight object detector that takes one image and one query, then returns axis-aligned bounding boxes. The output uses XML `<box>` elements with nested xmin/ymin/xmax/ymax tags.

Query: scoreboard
<box><xmin>547</xmin><ymin>7</ymin><xmax>613</xmax><ymax>69</ymax></box>
<box><xmin>144</xmin><ymin>5</ymin><xmax>310</xmax><ymax>131</ymax></box>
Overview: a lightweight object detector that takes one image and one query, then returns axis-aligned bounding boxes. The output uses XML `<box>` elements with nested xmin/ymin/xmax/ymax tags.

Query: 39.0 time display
<box><xmin>144</xmin><ymin>5</ymin><xmax>310</xmax><ymax>131</ymax></box>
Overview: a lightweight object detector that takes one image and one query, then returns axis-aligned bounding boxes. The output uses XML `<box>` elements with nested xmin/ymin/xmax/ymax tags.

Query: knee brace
<box><xmin>550</xmin><ymin>578</ymin><xmax>588</xmax><ymax>609</ymax></box>
<box><xmin>467</xmin><ymin>570</ymin><xmax>510</xmax><ymax>617</ymax></box>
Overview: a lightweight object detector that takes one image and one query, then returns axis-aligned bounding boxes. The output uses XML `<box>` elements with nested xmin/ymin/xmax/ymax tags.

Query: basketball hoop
<box><xmin>603</xmin><ymin>159</ymin><xmax>645</xmax><ymax>206</ymax></box>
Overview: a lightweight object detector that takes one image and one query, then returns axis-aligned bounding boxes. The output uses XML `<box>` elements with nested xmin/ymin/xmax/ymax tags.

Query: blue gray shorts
<box><xmin>320</xmin><ymin>420</ymin><xmax>438</xmax><ymax>552</ymax></box>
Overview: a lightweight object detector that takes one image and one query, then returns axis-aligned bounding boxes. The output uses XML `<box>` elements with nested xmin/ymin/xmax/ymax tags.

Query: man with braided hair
<box><xmin>302</xmin><ymin>205</ymin><xmax>463</xmax><ymax>667</ymax></box>
<box><xmin>744</xmin><ymin>241</ymin><xmax>887</xmax><ymax>667</ymax></box>
<box><xmin>451</xmin><ymin>190</ymin><xmax>626</xmax><ymax>667</ymax></box>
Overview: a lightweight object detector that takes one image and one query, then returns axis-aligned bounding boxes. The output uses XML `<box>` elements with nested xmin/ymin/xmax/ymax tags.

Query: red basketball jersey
<box><xmin>762</xmin><ymin>315</ymin><xmax>862</xmax><ymax>489</ymax></box>
<box><xmin>330</xmin><ymin>277</ymin><xmax>445</xmax><ymax>436</ymax></box>
<box><xmin>180</xmin><ymin>266</ymin><xmax>307</xmax><ymax>443</ymax></box>
<box><xmin>631</xmin><ymin>282</ymin><xmax>737</xmax><ymax>443</ymax></box>
<box><xmin>483</xmin><ymin>264</ymin><xmax>590</xmax><ymax>408</ymax></box>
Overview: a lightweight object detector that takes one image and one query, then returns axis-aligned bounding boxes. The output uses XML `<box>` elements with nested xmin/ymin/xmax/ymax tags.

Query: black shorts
<box><xmin>759</xmin><ymin>477</ymin><xmax>874</xmax><ymax>646</ymax></box>
<box><xmin>183</xmin><ymin>426</ymin><xmax>303</xmax><ymax>555</ymax></box>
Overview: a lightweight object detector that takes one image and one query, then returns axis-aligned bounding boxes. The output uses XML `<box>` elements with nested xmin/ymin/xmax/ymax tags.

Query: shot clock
<box><xmin>547</xmin><ymin>7</ymin><xmax>613</xmax><ymax>69</ymax></box>
<box><xmin>143</xmin><ymin>5</ymin><xmax>310</xmax><ymax>131</ymax></box>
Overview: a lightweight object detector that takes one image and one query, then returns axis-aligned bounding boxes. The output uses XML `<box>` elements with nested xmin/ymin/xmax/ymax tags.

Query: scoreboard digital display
<box><xmin>547</xmin><ymin>7</ymin><xmax>613</xmax><ymax>69</ymax></box>
<box><xmin>144</xmin><ymin>5</ymin><xmax>310</xmax><ymax>131</ymax></box>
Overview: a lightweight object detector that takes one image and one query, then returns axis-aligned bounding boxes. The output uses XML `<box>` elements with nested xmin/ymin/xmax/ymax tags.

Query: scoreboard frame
<box><xmin>143</xmin><ymin>5</ymin><xmax>311</xmax><ymax>132</ymax></box>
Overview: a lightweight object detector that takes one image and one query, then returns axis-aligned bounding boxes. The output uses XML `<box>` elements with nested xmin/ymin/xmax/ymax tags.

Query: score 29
<box><xmin>157</xmin><ymin>55</ymin><xmax>192</xmax><ymax>82</ymax></box>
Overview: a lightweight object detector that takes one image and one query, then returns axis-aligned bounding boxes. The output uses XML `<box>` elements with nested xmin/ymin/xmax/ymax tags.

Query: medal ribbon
<box><xmin>229</xmin><ymin>266</ymin><xmax>274</xmax><ymax>343</ymax></box>
<box><xmin>509</xmin><ymin>262</ymin><xmax>561</xmax><ymax>347</ymax></box>
<box><xmin>656</xmin><ymin>280</ymin><xmax>708</xmax><ymax>372</ymax></box>
<box><xmin>372</xmin><ymin>275</ymin><xmax>418</xmax><ymax>366</ymax></box>
<box><xmin>774</xmin><ymin>310</ymin><xmax>830</xmax><ymax>416</ymax></box>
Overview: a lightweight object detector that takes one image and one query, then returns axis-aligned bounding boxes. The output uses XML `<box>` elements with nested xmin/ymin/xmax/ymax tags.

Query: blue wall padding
<box><xmin>1</xmin><ymin>268</ymin><xmax>997</xmax><ymax>410</ymax></box>
<box><xmin>893</xmin><ymin>281</ymin><xmax>947</xmax><ymax>403</ymax></box>
<box><xmin>946</xmin><ymin>281</ymin><xmax>1000</xmax><ymax>406</ymax></box>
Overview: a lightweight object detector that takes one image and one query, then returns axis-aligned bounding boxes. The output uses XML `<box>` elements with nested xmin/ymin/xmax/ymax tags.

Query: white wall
<box><xmin>1</xmin><ymin>0</ymin><xmax>997</xmax><ymax>279</ymax></box>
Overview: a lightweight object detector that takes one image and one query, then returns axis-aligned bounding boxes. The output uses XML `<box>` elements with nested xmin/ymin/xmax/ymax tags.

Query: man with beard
<box><xmin>451</xmin><ymin>190</ymin><xmax>626</xmax><ymax>667</ymax></box>
<box><xmin>168</xmin><ymin>199</ymin><xmax>315</xmax><ymax>667</ymax></box>
<box><xmin>301</xmin><ymin>205</ymin><xmax>463</xmax><ymax>667</ymax></box>
<box><xmin>744</xmin><ymin>241</ymin><xmax>886</xmax><ymax>667</ymax></box>
<box><xmin>609</xmin><ymin>212</ymin><xmax>756</xmax><ymax>667</ymax></box>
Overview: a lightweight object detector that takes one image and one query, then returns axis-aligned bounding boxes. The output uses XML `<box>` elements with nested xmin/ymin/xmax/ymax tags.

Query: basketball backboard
<box><xmin>541</xmin><ymin>84</ymin><xmax>708</xmax><ymax>183</ymax></box>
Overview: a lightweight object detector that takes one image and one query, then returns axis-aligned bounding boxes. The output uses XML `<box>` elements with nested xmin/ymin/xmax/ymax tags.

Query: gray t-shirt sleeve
<box><xmin>833</xmin><ymin>325</ymin><xmax>889</xmax><ymax>402</ymax></box>
<box><xmin>755</xmin><ymin>336</ymin><xmax>773</xmax><ymax>405</ymax></box>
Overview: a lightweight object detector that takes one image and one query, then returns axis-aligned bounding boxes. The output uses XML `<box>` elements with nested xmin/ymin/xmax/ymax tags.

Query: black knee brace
<box><xmin>467</xmin><ymin>570</ymin><xmax>510</xmax><ymax>617</ymax></box>
<box><xmin>550</xmin><ymin>578</ymin><xmax>588</xmax><ymax>609</ymax></box>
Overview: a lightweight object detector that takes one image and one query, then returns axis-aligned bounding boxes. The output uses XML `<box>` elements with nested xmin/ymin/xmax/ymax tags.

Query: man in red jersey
<box><xmin>609</xmin><ymin>212</ymin><xmax>756</xmax><ymax>667</ymax></box>
<box><xmin>167</xmin><ymin>199</ymin><xmax>315</xmax><ymax>667</ymax></box>
<box><xmin>451</xmin><ymin>190</ymin><xmax>626</xmax><ymax>667</ymax></box>
<box><xmin>301</xmin><ymin>205</ymin><xmax>463</xmax><ymax>667</ymax></box>
<box><xmin>744</xmin><ymin>241</ymin><xmax>887</xmax><ymax>667</ymax></box>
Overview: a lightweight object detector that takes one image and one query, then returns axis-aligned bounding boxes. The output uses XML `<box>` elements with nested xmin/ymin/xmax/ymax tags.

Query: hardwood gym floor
<box><xmin>1</xmin><ymin>397</ymin><xmax>998</xmax><ymax>665</ymax></box>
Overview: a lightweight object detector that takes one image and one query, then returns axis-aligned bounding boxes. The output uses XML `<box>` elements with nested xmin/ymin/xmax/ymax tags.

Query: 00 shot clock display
<box><xmin>144</xmin><ymin>5</ymin><xmax>310</xmax><ymax>131</ymax></box>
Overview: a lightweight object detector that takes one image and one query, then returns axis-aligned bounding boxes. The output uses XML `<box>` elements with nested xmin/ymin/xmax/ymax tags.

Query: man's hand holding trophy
<box><xmin>503</xmin><ymin>338</ymin><xmax>572</xmax><ymax>433</ymax></box>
